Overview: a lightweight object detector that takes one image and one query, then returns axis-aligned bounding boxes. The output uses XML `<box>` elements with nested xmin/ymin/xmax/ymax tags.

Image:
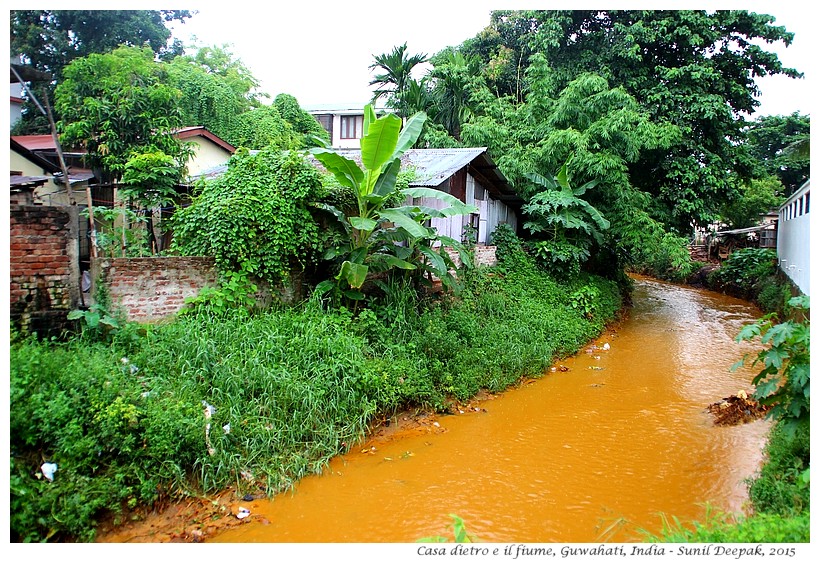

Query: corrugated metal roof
<box><xmin>10</xmin><ymin>175</ymin><xmax>51</xmax><ymax>188</ymax></box>
<box><xmin>402</xmin><ymin>148</ymin><xmax>488</xmax><ymax>186</ymax></box>
<box><xmin>313</xmin><ymin>147</ymin><xmax>488</xmax><ymax>187</ymax></box>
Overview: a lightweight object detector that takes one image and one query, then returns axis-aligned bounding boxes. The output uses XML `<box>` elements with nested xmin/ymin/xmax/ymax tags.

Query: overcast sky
<box><xmin>160</xmin><ymin>0</ymin><xmax>815</xmax><ymax>118</ymax></box>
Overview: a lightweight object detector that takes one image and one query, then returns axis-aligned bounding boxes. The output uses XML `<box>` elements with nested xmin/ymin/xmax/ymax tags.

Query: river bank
<box><xmin>96</xmin><ymin>277</ymin><xmax>772</xmax><ymax>543</ymax></box>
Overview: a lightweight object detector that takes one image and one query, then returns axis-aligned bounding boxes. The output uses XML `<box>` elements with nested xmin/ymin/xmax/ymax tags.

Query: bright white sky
<box><xmin>157</xmin><ymin>0</ymin><xmax>816</xmax><ymax>118</ymax></box>
<box><xmin>7</xmin><ymin>1</ymin><xmax>815</xmax><ymax>118</ymax></box>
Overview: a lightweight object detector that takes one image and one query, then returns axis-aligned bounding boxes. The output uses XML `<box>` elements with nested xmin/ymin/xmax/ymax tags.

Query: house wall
<box><xmin>10</xmin><ymin>204</ymin><xmax>81</xmax><ymax>335</ymax></box>
<box><xmin>413</xmin><ymin>172</ymin><xmax>519</xmax><ymax>245</ymax></box>
<box><xmin>466</xmin><ymin>173</ymin><xmax>518</xmax><ymax>244</ymax></box>
<box><xmin>10</xmin><ymin>81</ymin><xmax>23</xmax><ymax>129</ymax></box>
<box><xmin>9</xmin><ymin>150</ymin><xmax>80</xmax><ymax>205</ymax></box>
<box><xmin>329</xmin><ymin>113</ymin><xmax>363</xmax><ymax>148</ymax></box>
<box><xmin>91</xmin><ymin>257</ymin><xmax>219</xmax><ymax>322</ymax></box>
<box><xmin>184</xmin><ymin>138</ymin><xmax>233</xmax><ymax>178</ymax></box>
<box><xmin>777</xmin><ymin>180</ymin><xmax>810</xmax><ymax>295</ymax></box>
<box><xmin>10</xmin><ymin>149</ymin><xmax>48</xmax><ymax>177</ymax></box>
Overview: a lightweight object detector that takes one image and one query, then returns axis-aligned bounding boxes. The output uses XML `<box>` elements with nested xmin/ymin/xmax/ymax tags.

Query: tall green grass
<box><xmin>10</xmin><ymin>260</ymin><xmax>622</xmax><ymax>542</ymax></box>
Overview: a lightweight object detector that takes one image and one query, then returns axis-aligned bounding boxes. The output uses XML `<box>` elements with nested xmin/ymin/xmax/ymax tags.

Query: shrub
<box><xmin>748</xmin><ymin>419</ymin><xmax>811</xmax><ymax>516</ymax></box>
<box><xmin>709</xmin><ymin>248</ymin><xmax>777</xmax><ymax>297</ymax></box>
<box><xmin>171</xmin><ymin>148</ymin><xmax>323</xmax><ymax>286</ymax></box>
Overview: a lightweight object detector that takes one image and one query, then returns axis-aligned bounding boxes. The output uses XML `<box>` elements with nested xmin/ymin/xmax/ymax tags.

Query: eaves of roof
<box><xmin>173</xmin><ymin>126</ymin><xmax>236</xmax><ymax>153</ymax></box>
<box><xmin>10</xmin><ymin>175</ymin><xmax>51</xmax><ymax>188</ymax></box>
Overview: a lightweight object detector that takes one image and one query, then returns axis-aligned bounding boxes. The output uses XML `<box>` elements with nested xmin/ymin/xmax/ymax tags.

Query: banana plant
<box><xmin>310</xmin><ymin>104</ymin><xmax>476</xmax><ymax>300</ymax></box>
<box><xmin>522</xmin><ymin>162</ymin><xmax>609</xmax><ymax>276</ymax></box>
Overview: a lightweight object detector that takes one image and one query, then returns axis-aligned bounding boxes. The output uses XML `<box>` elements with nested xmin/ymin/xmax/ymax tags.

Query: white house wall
<box><xmin>777</xmin><ymin>180</ymin><xmax>810</xmax><ymax>295</ymax></box>
<box><xmin>416</xmin><ymin>172</ymin><xmax>519</xmax><ymax>245</ymax></box>
<box><xmin>184</xmin><ymin>138</ymin><xmax>233</xmax><ymax>178</ymax></box>
<box><xmin>467</xmin><ymin>173</ymin><xmax>517</xmax><ymax>244</ymax></box>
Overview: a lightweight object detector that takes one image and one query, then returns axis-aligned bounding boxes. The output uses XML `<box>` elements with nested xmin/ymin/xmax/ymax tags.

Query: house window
<box><xmin>340</xmin><ymin>115</ymin><xmax>363</xmax><ymax>139</ymax></box>
<box><xmin>314</xmin><ymin>114</ymin><xmax>333</xmax><ymax>138</ymax></box>
<box><xmin>805</xmin><ymin>192</ymin><xmax>810</xmax><ymax>213</ymax></box>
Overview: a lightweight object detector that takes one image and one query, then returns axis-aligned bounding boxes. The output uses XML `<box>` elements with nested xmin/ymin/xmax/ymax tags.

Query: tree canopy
<box><xmin>418</xmin><ymin>10</ymin><xmax>803</xmax><ymax>232</ymax></box>
<box><xmin>11</xmin><ymin>9</ymin><xmax>192</xmax><ymax>134</ymax></box>
<box><xmin>370</xmin><ymin>9</ymin><xmax>804</xmax><ymax>278</ymax></box>
<box><xmin>54</xmin><ymin>45</ymin><xmax>189</xmax><ymax>186</ymax></box>
<box><xmin>743</xmin><ymin>113</ymin><xmax>810</xmax><ymax>196</ymax></box>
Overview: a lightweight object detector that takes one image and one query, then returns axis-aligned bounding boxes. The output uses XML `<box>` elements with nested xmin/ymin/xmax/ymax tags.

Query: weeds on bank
<box><xmin>10</xmin><ymin>255</ymin><xmax>621</xmax><ymax>542</ymax></box>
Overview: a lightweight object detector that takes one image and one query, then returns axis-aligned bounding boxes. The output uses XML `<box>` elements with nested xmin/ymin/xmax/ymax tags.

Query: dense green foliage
<box><xmin>10</xmin><ymin>9</ymin><xmax>190</xmax><ymax>77</ymax></box>
<box><xmin>701</xmin><ymin>247</ymin><xmax>796</xmax><ymax>316</ymax></box>
<box><xmin>166</xmin><ymin>53</ymin><xmax>253</xmax><ymax>143</ymax></box>
<box><xmin>454</xmin><ymin>10</ymin><xmax>799</xmax><ymax>231</ymax></box>
<box><xmin>521</xmin><ymin>165</ymin><xmax>609</xmax><ymax>277</ymax></box>
<box><xmin>171</xmin><ymin>148</ymin><xmax>324</xmax><ymax>286</ymax></box>
<box><xmin>744</xmin><ymin>113</ymin><xmax>811</xmax><ymax>196</ymax></box>
<box><xmin>10</xmin><ymin>9</ymin><xmax>191</xmax><ymax>134</ymax></box>
<box><xmin>719</xmin><ymin>176</ymin><xmax>784</xmax><ymax>229</ymax></box>
<box><xmin>54</xmin><ymin>46</ymin><xmax>188</xmax><ymax>186</ymax></box>
<box><xmin>10</xmin><ymin>252</ymin><xmax>621</xmax><ymax>542</ymax></box>
<box><xmin>369</xmin><ymin>9</ymin><xmax>805</xmax><ymax>280</ymax></box>
<box><xmin>227</xmin><ymin>95</ymin><xmax>329</xmax><ymax>150</ymax></box>
<box><xmin>708</xmin><ymin>248</ymin><xmax>778</xmax><ymax>295</ymax></box>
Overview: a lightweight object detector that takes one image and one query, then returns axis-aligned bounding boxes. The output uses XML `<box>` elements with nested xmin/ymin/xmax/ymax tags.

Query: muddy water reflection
<box><xmin>211</xmin><ymin>276</ymin><xmax>771</xmax><ymax>543</ymax></box>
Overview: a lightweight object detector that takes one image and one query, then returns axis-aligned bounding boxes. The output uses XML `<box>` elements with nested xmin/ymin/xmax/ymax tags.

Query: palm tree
<box><xmin>429</xmin><ymin>50</ymin><xmax>481</xmax><ymax>141</ymax></box>
<box><xmin>369</xmin><ymin>43</ymin><xmax>428</xmax><ymax>117</ymax></box>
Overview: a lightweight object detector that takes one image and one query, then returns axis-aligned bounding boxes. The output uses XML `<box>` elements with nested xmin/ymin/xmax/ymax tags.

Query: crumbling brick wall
<box><xmin>9</xmin><ymin>205</ymin><xmax>81</xmax><ymax>335</ymax></box>
<box><xmin>91</xmin><ymin>257</ymin><xmax>219</xmax><ymax>322</ymax></box>
<box><xmin>444</xmin><ymin>244</ymin><xmax>498</xmax><ymax>268</ymax></box>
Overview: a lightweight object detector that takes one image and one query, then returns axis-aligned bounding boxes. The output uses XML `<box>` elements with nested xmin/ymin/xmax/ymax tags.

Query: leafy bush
<box><xmin>489</xmin><ymin>223</ymin><xmax>531</xmax><ymax>273</ymax></box>
<box><xmin>734</xmin><ymin>295</ymin><xmax>810</xmax><ymax>433</ymax></box>
<box><xmin>709</xmin><ymin>248</ymin><xmax>777</xmax><ymax>296</ymax></box>
<box><xmin>748</xmin><ymin>419</ymin><xmax>811</xmax><ymax>516</ymax></box>
<box><xmin>171</xmin><ymin>147</ymin><xmax>323</xmax><ymax>285</ymax></box>
<box><xmin>756</xmin><ymin>276</ymin><xmax>794</xmax><ymax>315</ymax></box>
<box><xmin>181</xmin><ymin>264</ymin><xmax>258</xmax><ymax>317</ymax></box>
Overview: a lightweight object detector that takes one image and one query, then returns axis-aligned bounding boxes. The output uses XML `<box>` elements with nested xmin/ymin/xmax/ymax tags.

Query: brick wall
<box><xmin>444</xmin><ymin>244</ymin><xmax>498</xmax><ymax>268</ymax></box>
<box><xmin>10</xmin><ymin>205</ymin><xmax>81</xmax><ymax>335</ymax></box>
<box><xmin>92</xmin><ymin>257</ymin><xmax>219</xmax><ymax>322</ymax></box>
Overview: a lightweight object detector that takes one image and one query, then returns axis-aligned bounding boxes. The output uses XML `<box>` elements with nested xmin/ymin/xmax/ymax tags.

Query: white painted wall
<box><xmin>416</xmin><ymin>173</ymin><xmax>518</xmax><ymax>245</ymax></box>
<box><xmin>777</xmin><ymin>180</ymin><xmax>810</xmax><ymax>295</ymax></box>
<box><xmin>183</xmin><ymin>137</ymin><xmax>233</xmax><ymax>178</ymax></box>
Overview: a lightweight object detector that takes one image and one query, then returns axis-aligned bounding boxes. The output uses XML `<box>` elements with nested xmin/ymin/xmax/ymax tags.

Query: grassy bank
<box><xmin>10</xmin><ymin>258</ymin><xmax>621</xmax><ymax>542</ymax></box>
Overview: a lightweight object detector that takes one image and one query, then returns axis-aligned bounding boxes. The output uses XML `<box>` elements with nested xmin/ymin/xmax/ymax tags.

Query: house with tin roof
<box><xmin>313</xmin><ymin>146</ymin><xmax>522</xmax><ymax>245</ymax></box>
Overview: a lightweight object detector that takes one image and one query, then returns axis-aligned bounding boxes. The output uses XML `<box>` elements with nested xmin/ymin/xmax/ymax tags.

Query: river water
<box><xmin>210</xmin><ymin>276</ymin><xmax>771</xmax><ymax>543</ymax></box>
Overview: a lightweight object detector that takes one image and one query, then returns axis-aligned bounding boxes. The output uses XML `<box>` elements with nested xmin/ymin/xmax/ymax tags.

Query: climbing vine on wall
<box><xmin>171</xmin><ymin>148</ymin><xmax>323</xmax><ymax>285</ymax></box>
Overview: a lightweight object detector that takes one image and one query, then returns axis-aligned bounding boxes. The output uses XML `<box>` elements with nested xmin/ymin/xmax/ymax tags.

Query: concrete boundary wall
<box><xmin>777</xmin><ymin>180</ymin><xmax>810</xmax><ymax>296</ymax></box>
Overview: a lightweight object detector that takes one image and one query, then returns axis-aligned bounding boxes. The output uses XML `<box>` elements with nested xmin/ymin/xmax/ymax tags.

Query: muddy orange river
<box><xmin>210</xmin><ymin>276</ymin><xmax>771</xmax><ymax>543</ymax></box>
